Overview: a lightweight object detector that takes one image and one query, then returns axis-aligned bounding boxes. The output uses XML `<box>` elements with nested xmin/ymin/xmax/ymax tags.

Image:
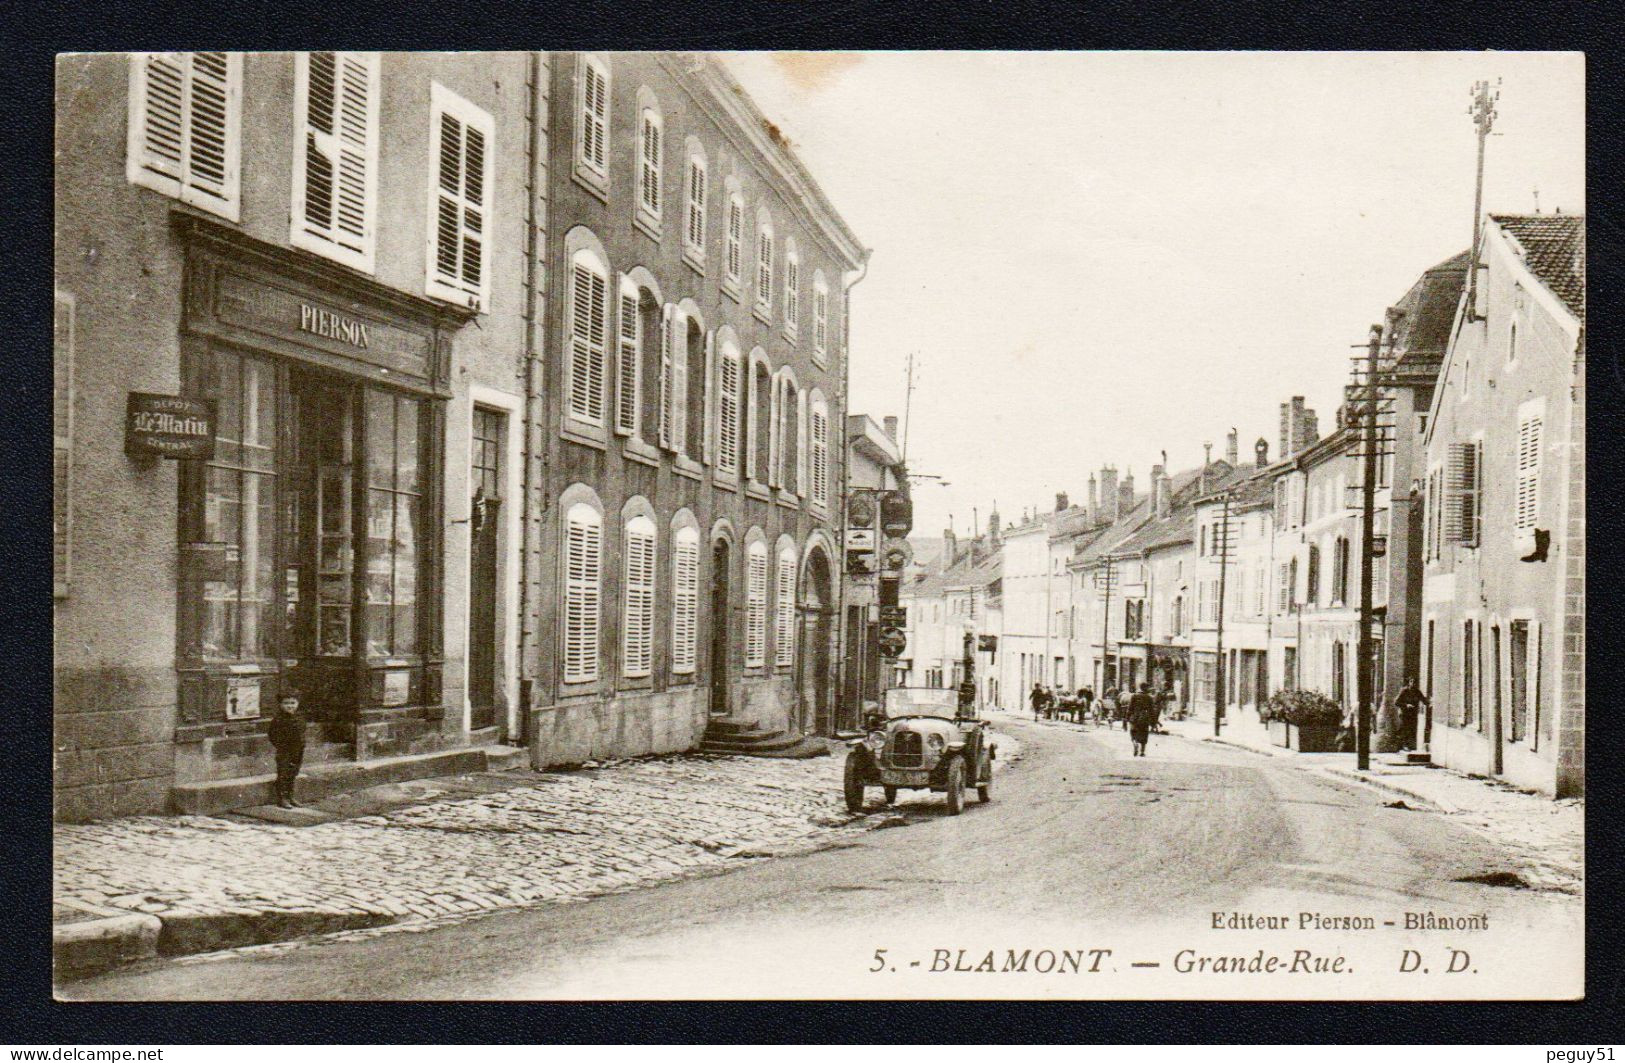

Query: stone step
<box><xmin>169</xmin><ymin>745</ymin><xmax>496</xmax><ymax>816</ymax></box>
<box><xmin>482</xmin><ymin>745</ymin><xmax>530</xmax><ymax>772</ymax></box>
<box><xmin>702</xmin><ymin>732</ymin><xmax>807</xmax><ymax>754</ymax></box>
<box><xmin>704</xmin><ymin>720</ymin><xmax>767</xmax><ymax>736</ymax></box>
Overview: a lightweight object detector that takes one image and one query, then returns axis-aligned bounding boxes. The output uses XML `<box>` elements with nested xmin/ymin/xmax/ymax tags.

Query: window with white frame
<box><xmin>291</xmin><ymin>52</ymin><xmax>380</xmax><ymax>273</ymax></box>
<box><xmin>755</xmin><ymin>214</ymin><xmax>774</xmax><ymax>313</ymax></box>
<box><xmin>576</xmin><ymin>56</ymin><xmax>609</xmax><ymax>181</ymax></box>
<box><xmin>812</xmin><ymin>271</ymin><xmax>829</xmax><ymax>362</ymax></box>
<box><xmin>637</xmin><ymin>102</ymin><xmax>663</xmax><ymax>225</ymax></box>
<box><xmin>425</xmin><ymin>83</ymin><xmax>493</xmax><ymax>310</ymax></box>
<box><xmin>784</xmin><ymin>242</ymin><xmax>800</xmax><ymax>334</ymax></box>
<box><xmin>809</xmin><ymin>397</ymin><xmax>830</xmax><ymax>508</ymax></box>
<box><xmin>725</xmin><ymin>194</ymin><xmax>744</xmax><ymax>288</ymax></box>
<box><xmin>1515</xmin><ymin>400</ymin><xmax>1544</xmax><ymax>532</ymax></box>
<box><xmin>775</xmin><ymin>547</ymin><xmax>796</xmax><ymax>669</ymax></box>
<box><xmin>621</xmin><ymin>515</ymin><xmax>656</xmax><ymax>678</ymax></box>
<box><xmin>615</xmin><ymin>276</ymin><xmax>642</xmax><ymax>436</ymax></box>
<box><xmin>717</xmin><ymin>343</ymin><xmax>742</xmax><ymax>476</ymax></box>
<box><xmin>54</xmin><ymin>293</ymin><xmax>74</xmax><ymax>596</ymax></box>
<box><xmin>672</xmin><ymin>525</ymin><xmax>699</xmax><ymax>674</ymax></box>
<box><xmin>127</xmin><ymin>52</ymin><xmax>242</xmax><ymax>221</ymax></box>
<box><xmin>567</xmin><ymin>249</ymin><xmax>609</xmax><ymax>426</ymax></box>
<box><xmin>562</xmin><ymin>502</ymin><xmax>603</xmax><ymax>683</ymax></box>
<box><xmin>746</xmin><ymin>540</ymin><xmax>769</xmax><ymax>667</ymax></box>
<box><xmin>684</xmin><ymin>153</ymin><xmax>707</xmax><ymax>261</ymax></box>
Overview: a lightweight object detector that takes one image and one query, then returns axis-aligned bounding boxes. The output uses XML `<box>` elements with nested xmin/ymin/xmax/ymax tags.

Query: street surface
<box><xmin>64</xmin><ymin>718</ymin><xmax>1580</xmax><ymax>1000</ymax></box>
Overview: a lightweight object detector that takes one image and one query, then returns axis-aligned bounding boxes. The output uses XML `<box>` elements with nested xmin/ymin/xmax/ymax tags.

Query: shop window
<box><xmin>291</xmin><ymin>52</ymin><xmax>380</xmax><ymax>274</ymax></box>
<box><xmin>426</xmin><ymin>83</ymin><xmax>493</xmax><ymax>311</ymax></box>
<box><xmin>127</xmin><ymin>52</ymin><xmax>242</xmax><ymax>221</ymax></box>
<box><xmin>201</xmin><ymin>350</ymin><xmax>279</xmax><ymax>660</ymax></box>
<box><xmin>775</xmin><ymin>547</ymin><xmax>797</xmax><ymax>669</ymax></box>
<box><xmin>363</xmin><ymin>391</ymin><xmax>424</xmax><ymax>658</ymax></box>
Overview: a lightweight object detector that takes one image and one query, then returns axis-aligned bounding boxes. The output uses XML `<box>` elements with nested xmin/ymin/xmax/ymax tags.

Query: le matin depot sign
<box><xmin>126</xmin><ymin>393</ymin><xmax>216</xmax><ymax>459</ymax></box>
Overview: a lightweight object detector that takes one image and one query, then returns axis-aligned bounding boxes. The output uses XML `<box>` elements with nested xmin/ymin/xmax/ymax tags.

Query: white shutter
<box><xmin>785</xmin><ymin>257</ymin><xmax>800</xmax><ymax>330</ymax></box>
<box><xmin>795</xmin><ymin>388</ymin><xmax>809</xmax><ymax>499</ymax></box>
<box><xmin>1515</xmin><ymin>412</ymin><xmax>1543</xmax><ymax>531</ymax></box>
<box><xmin>756</xmin><ymin>231</ymin><xmax>773</xmax><ymax>309</ymax></box>
<box><xmin>426</xmin><ymin>84</ymin><xmax>492</xmax><ymax>308</ymax></box>
<box><xmin>128</xmin><ymin>52</ymin><xmax>241</xmax><ymax>220</ymax></box>
<box><xmin>811</xmin><ymin>405</ymin><xmax>829</xmax><ymax>507</ymax></box>
<box><xmin>767</xmin><ymin>377</ymin><xmax>782</xmax><ymax>488</ymax></box>
<box><xmin>686</xmin><ymin>161</ymin><xmax>706</xmax><ymax>252</ymax></box>
<box><xmin>701</xmin><ymin>331</ymin><xmax>716</xmax><ymax>465</ymax></box>
<box><xmin>569</xmin><ymin>259</ymin><xmax>608</xmax><ymax>424</ymax></box>
<box><xmin>621</xmin><ymin>519</ymin><xmax>655</xmax><ymax>678</ymax></box>
<box><xmin>672</xmin><ymin>311</ymin><xmax>689</xmax><ymax>457</ymax></box>
<box><xmin>718</xmin><ymin>353</ymin><xmax>740</xmax><ymax>475</ymax></box>
<box><xmin>615</xmin><ymin>276</ymin><xmax>639</xmax><ymax>435</ymax></box>
<box><xmin>746</xmin><ymin>545</ymin><xmax>768</xmax><ymax>667</ymax></box>
<box><xmin>563</xmin><ymin>505</ymin><xmax>602</xmax><ymax>683</ymax></box>
<box><xmin>775</xmin><ymin>552</ymin><xmax>796</xmax><ymax>668</ymax></box>
<box><xmin>639</xmin><ymin>112</ymin><xmax>662</xmax><ymax>216</ymax></box>
<box><xmin>672</xmin><ymin>532</ymin><xmax>699</xmax><ymax>674</ymax></box>
<box><xmin>743</xmin><ymin>362</ymin><xmax>758</xmax><ymax>481</ymax></box>
<box><xmin>292</xmin><ymin>51</ymin><xmax>378</xmax><ymax>271</ymax></box>
<box><xmin>580</xmin><ymin>59</ymin><xmax>608</xmax><ymax>175</ymax></box>
<box><xmin>814</xmin><ymin>286</ymin><xmax>828</xmax><ymax>356</ymax></box>
<box><xmin>658</xmin><ymin>304</ymin><xmax>674</xmax><ymax>449</ymax></box>
<box><xmin>726</xmin><ymin>198</ymin><xmax>743</xmax><ymax>282</ymax></box>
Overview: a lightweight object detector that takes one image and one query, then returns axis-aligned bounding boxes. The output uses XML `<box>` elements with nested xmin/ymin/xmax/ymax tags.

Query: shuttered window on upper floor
<box><xmin>425</xmin><ymin>83</ymin><xmax>493</xmax><ymax>311</ymax></box>
<box><xmin>577</xmin><ymin>57</ymin><xmax>609</xmax><ymax>180</ymax></box>
<box><xmin>567</xmin><ymin>251</ymin><xmax>610</xmax><ymax>426</ymax></box>
<box><xmin>1515</xmin><ymin>403</ymin><xmax>1544</xmax><ymax>532</ymax></box>
<box><xmin>291</xmin><ymin>51</ymin><xmax>380</xmax><ymax>273</ymax></box>
<box><xmin>127</xmin><ymin>52</ymin><xmax>242</xmax><ymax>221</ymax></box>
<box><xmin>1445</xmin><ymin>441</ymin><xmax>1482</xmax><ymax>548</ymax></box>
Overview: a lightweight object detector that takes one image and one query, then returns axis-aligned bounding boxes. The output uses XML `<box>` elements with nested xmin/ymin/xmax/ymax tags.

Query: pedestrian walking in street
<box><xmin>1079</xmin><ymin>685</ymin><xmax>1096</xmax><ymax>724</ymax></box>
<box><xmin>1030</xmin><ymin>683</ymin><xmax>1049</xmax><ymax>720</ymax></box>
<box><xmin>268</xmin><ymin>694</ymin><xmax>307</xmax><ymax>809</ymax></box>
<box><xmin>1394</xmin><ymin>677</ymin><xmax>1430</xmax><ymax>750</ymax></box>
<box><xmin>1128</xmin><ymin>683</ymin><xmax>1158</xmax><ymax>757</ymax></box>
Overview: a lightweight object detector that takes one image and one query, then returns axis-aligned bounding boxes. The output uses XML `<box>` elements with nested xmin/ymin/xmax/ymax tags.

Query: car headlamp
<box><xmin>865</xmin><ymin>731</ymin><xmax>886</xmax><ymax>752</ymax></box>
<box><xmin>926</xmin><ymin>733</ymin><xmax>946</xmax><ymax>752</ymax></box>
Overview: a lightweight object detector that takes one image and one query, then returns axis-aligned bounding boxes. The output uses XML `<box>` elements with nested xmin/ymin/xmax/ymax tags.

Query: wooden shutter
<box><xmin>581</xmin><ymin>60</ymin><xmax>608</xmax><ymax>174</ymax></box>
<box><xmin>811</xmin><ymin>405</ymin><xmax>828</xmax><ymax>506</ymax></box>
<box><xmin>686</xmin><ymin>162</ymin><xmax>706</xmax><ymax>251</ymax></box>
<box><xmin>743</xmin><ymin>363</ymin><xmax>758</xmax><ymax>481</ymax></box>
<box><xmin>814</xmin><ymin>286</ymin><xmax>828</xmax><ymax>354</ymax></box>
<box><xmin>767</xmin><ymin>377</ymin><xmax>782</xmax><ymax>488</ymax></box>
<box><xmin>795</xmin><ymin>388</ymin><xmax>808</xmax><ymax>499</ymax></box>
<box><xmin>718</xmin><ymin>353</ymin><xmax>740</xmax><ymax>474</ymax></box>
<box><xmin>746</xmin><ymin>546</ymin><xmax>768</xmax><ymax>667</ymax></box>
<box><xmin>727</xmin><ymin>199</ymin><xmax>742</xmax><ymax>281</ymax></box>
<box><xmin>775</xmin><ymin>552</ymin><xmax>796</xmax><ymax>668</ymax></box>
<box><xmin>785</xmin><ymin>258</ymin><xmax>799</xmax><ymax>330</ymax></box>
<box><xmin>428</xmin><ymin>86</ymin><xmax>492</xmax><ymax>308</ymax></box>
<box><xmin>672</xmin><ymin>532</ymin><xmax>699</xmax><ymax>674</ymax></box>
<box><xmin>563</xmin><ymin>506</ymin><xmax>602</xmax><ymax>683</ymax></box>
<box><xmin>1515</xmin><ymin>413</ymin><xmax>1542</xmax><ymax>531</ymax></box>
<box><xmin>757</xmin><ymin>231</ymin><xmax>773</xmax><ymax>308</ymax></box>
<box><xmin>622</xmin><ymin>519</ymin><xmax>655</xmax><ymax>677</ymax></box>
<box><xmin>671</xmin><ymin>311</ymin><xmax>689</xmax><ymax>457</ymax></box>
<box><xmin>639</xmin><ymin>113</ymin><xmax>662</xmax><ymax>216</ymax></box>
<box><xmin>1445</xmin><ymin>442</ymin><xmax>1480</xmax><ymax>546</ymax></box>
<box><xmin>569</xmin><ymin>260</ymin><xmax>608</xmax><ymax>424</ymax></box>
<box><xmin>294</xmin><ymin>52</ymin><xmax>378</xmax><ymax>269</ymax></box>
<box><xmin>701</xmin><ymin>331</ymin><xmax>716</xmax><ymax>465</ymax></box>
<box><xmin>615</xmin><ymin>278</ymin><xmax>639</xmax><ymax>435</ymax></box>
<box><xmin>658</xmin><ymin>304</ymin><xmax>674</xmax><ymax>448</ymax></box>
<box><xmin>129</xmin><ymin>52</ymin><xmax>241</xmax><ymax>219</ymax></box>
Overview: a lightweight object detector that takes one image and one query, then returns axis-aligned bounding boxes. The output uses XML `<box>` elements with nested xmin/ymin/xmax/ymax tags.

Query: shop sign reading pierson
<box><xmin>126</xmin><ymin>393</ymin><xmax>216</xmax><ymax>459</ymax></box>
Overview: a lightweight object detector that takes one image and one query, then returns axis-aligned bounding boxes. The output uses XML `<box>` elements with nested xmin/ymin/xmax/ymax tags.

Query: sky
<box><xmin>719</xmin><ymin>51</ymin><xmax>1585</xmax><ymax>539</ymax></box>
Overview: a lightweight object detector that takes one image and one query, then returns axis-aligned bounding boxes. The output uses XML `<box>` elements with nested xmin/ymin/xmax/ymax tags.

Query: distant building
<box><xmin>845</xmin><ymin>413</ymin><xmax>905</xmax><ymax>727</ymax></box>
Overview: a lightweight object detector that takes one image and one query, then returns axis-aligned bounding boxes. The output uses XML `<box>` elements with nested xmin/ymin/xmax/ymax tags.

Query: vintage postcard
<box><xmin>52</xmin><ymin>50</ymin><xmax>1583</xmax><ymax>1000</ymax></box>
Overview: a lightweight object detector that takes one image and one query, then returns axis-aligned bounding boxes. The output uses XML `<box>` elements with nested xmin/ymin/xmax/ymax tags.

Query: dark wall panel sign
<box><xmin>126</xmin><ymin>393</ymin><xmax>215</xmax><ymax>459</ymax></box>
<box><xmin>880</xmin><ymin>491</ymin><xmax>913</xmax><ymax>537</ymax></box>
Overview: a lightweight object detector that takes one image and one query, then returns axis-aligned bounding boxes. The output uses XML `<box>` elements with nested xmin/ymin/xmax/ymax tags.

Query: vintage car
<box><xmin>843</xmin><ymin>687</ymin><xmax>995</xmax><ymax>815</ymax></box>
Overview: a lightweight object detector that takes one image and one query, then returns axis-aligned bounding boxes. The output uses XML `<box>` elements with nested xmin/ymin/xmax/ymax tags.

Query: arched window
<box><xmin>671</xmin><ymin>522</ymin><xmax>700</xmax><ymax>674</ymax></box>
<box><xmin>684</xmin><ymin>144</ymin><xmax>707</xmax><ymax>261</ymax></box>
<box><xmin>755</xmin><ymin>211</ymin><xmax>774</xmax><ymax>313</ymax></box>
<box><xmin>752</xmin><ymin>358</ymin><xmax>772</xmax><ymax>481</ymax></box>
<box><xmin>615</xmin><ymin>275</ymin><xmax>643</xmax><ymax>436</ymax></box>
<box><xmin>717</xmin><ymin>340</ymin><xmax>742</xmax><ymax>477</ymax></box>
<box><xmin>745</xmin><ymin>538</ymin><xmax>769</xmax><ymax>668</ymax></box>
<box><xmin>562</xmin><ymin>501</ymin><xmax>603</xmax><ymax>683</ymax></box>
<box><xmin>725</xmin><ymin>192</ymin><xmax>744</xmax><ymax>287</ymax></box>
<box><xmin>809</xmin><ymin>391</ymin><xmax>830</xmax><ymax>508</ymax></box>
<box><xmin>783</xmin><ymin>238</ymin><xmax>800</xmax><ymax>334</ymax></box>
<box><xmin>812</xmin><ymin>270</ymin><xmax>829</xmax><ymax>362</ymax></box>
<box><xmin>685</xmin><ymin>314</ymin><xmax>705</xmax><ymax>457</ymax></box>
<box><xmin>621</xmin><ymin>513</ymin><xmax>656</xmax><ymax>678</ymax></box>
<box><xmin>774</xmin><ymin>369</ymin><xmax>800</xmax><ymax>492</ymax></box>
<box><xmin>1306</xmin><ymin>543</ymin><xmax>1321</xmax><ymax>605</ymax></box>
<box><xmin>775</xmin><ymin>544</ymin><xmax>797</xmax><ymax>669</ymax></box>
<box><xmin>567</xmin><ymin>248</ymin><xmax>609</xmax><ymax>426</ymax></box>
<box><xmin>636</xmin><ymin>92</ymin><xmax>663</xmax><ymax>224</ymax></box>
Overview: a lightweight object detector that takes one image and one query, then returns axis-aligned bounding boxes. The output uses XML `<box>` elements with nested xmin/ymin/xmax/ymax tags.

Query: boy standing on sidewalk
<box><xmin>268</xmin><ymin>694</ymin><xmax>307</xmax><ymax>809</ymax></box>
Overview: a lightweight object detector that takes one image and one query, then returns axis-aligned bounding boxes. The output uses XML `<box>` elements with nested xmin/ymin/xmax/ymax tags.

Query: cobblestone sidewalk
<box><xmin>56</xmin><ymin>735</ymin><xmax>1017</xmax><ymax>965</ymax></box>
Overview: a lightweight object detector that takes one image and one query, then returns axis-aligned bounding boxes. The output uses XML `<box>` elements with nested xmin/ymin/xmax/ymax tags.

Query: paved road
<box><xmin>66</xmin><ymin>718</ymin><xmax>1580</xmax><ymax>1000</ymax></box>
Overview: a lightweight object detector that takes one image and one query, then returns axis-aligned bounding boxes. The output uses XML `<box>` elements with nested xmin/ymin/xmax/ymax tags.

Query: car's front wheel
<box><xmin>943</xmin><ymin>756</ymin><xmax>965</xmax><ymax>816</ymax></box>
<box><xmin>843</xmin><ymin>751</ymin><xmax>867</xmax><ymax>814</ymax></box>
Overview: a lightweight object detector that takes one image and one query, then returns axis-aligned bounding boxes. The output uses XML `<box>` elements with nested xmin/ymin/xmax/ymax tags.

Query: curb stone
<box><xmin>52</xmin><ymin>913</ymin><xmax>161</xmax><ymax>980</ymax></box>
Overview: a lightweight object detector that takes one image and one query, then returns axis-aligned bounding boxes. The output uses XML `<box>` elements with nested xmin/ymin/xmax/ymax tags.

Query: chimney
<box><xmin>1225</xmin><ymin>428</ymin><xmax>1238</xmax><ymax>467</ymax></box>
<box><xmin>943</xmin><ymin>528</ymin><xmax>957</xmax><ymax>565</ymax></box>
<box><xmin>1117</xmin><ymin>469</ymin><xmax>1135</xmax><ymax>519</ymax></box>
<box><xmin>1152</xmin><ymin>463</ymin><xmax>1170</xmax><ymax>518</ymax></box>
<box><xmin>1300</xmin><ymin>406</ymin><xmax>1320</xmax><ymax>450</ymax></box>
<box><xmin>1087</xmin><ymin>474</ymin><xmax>1098</xmax><ymax>523</ymax></box>
<box><xmin>1055</xmin><ymin>491</ymin><xmax>1069</xmax><ymax>513</ymax></box>
<box><xmin>882</xmin><ymin>415</ymin><xmax>899</xmax><ymax>442</ymax></box>
<box><xmin>1279</xmin><ymin>396</ymin><xmax>1320</xmax><ymax>459</ymax></box>
<box><xmin>1255</xmin><ymin>437</ymin><xmax>1270</xmax><ymax>467</ymax></box>
<box><xmin>1099</xmin><ymin>466</ymin><xmax>1119</xmax><ymax>523</ymax></box>
<box><xmin>988</xmin><ymin>505</ymin><xmax>1001</xmax><ymax>545</ymax></box>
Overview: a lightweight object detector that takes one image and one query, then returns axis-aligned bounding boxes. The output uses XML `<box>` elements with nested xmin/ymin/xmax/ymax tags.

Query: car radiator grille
<box><xmin>889</xmin><ymin>732</ymin><xmax>923</xmax><ymax>767</ymax></box>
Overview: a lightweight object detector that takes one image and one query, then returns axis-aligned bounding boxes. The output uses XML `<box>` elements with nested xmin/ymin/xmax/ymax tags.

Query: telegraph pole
<box><xmin>901</xmin><ymin>351</ymin><xmax>917</xmax><ymax>463</ymax></box>
<box><xmin>1354</xmin><ymin>324</ymin><xmax>1383</xmax><ymax>771</ymax></box>
<box><xmin>1098</xmin><ymin>555</ymin><xmax>1116</xmax><ymax>693</ymax></box>
<box><xmin>1213</xmin><ymin>493</ymin><xmax>1232</xmax><ymax>737</ymax></box>
<box><xmin>1466</xmin><ymin>79</ymin><xmax>1500</xmax><ymax>313</ymax></box>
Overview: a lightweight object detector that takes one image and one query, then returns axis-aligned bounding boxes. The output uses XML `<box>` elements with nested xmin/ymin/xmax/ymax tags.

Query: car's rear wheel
<box><xmin>883</xmin><ymin>786</ymin><xmax>898</xmax><ymax>804</ymax></box>
<box><xmin>943</xmin><ymin>757</ymin><xmax>965</xmax><ymax>816</ymax></box>
<box><xmin>843</xmin><ymin>752</ymin><xmax>866</xmax><ymax>814</ymax></box>
<box><xmin>976</xmin><ymin>752</ymin><xmax>992</xmax><ymax>803</ymax></box>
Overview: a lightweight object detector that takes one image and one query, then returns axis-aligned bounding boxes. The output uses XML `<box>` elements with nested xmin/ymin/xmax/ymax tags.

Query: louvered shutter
<box><xmin>295</xmin><ymin>52</ymin><xmax>378</xmax><ymax>269</ymax></box>
<box><xmin>569</xmin><ymin>260</ymin><xmax>608</xmax><ymax>424</ymax></box>
<box><xmin>672</xmin><ymin>533</ymin><xmax>699</xmax><ymax>674</ymax></box>
<box><xmin>622</xmin><ymin>520</ymin><xmax>655</xmax><ymax>677</ymax></box>
<box><xmin>701</xmin><ymin>331</ymin><xmax>716</xmax><ymax>465</ymax></box>
<box><xmin>130</xmin><ymin>53</ymin><xmax>241</xmax><ymax>219</ymax></box>
<box><xmin>746</xmin><ymin>546</ymin><xmax>768</xmax><ymax>667</ymax></box>
<box><xmin>133</xmin><ymin>53</ymin><xmax>186</xmax><ymax>188</ymax></box>
<box><xmin>671</xmin><ymin>311</ymin><xmax>688</xmax><ymax>457</ymax></box>
<box><xmin>767</xmin><ymin>378</ymin><xmax>781</xmax><ymax>488</ymax></box>
<box><xmin>657</xmin><ymin>304</ymin><xmax>674</xmax><ymax>448</ymax></box>
<box><xmin>727</xmin><ymin>199</ymin><xmax>743</xmax><ymax>281</ymax></box>
<box><xmin>718</xmin><ymin>354</ymin><xmax>740</xmax><ymax>474</ymax></box>
<box><xmin>775</xmin><ymin>552</ymin><xmax>796</xmax><ymax>668</ymax></box>
<box><xmin>743</xmin><ymin>364</ymin><xmax>758</xmax><ymax>481</ymax></box>
<box><xmin>581</xmin><ymin>61</ymin><xmax>608</xmax><ymax>174</ymax></box>
<box><xmin>428</xmin><ymin>87</ymin><xmax>491</xmax><ymax>308</ymax></box>
<box><xmin>785</xmin><ymin>258</ymin><xmax>800</xmax><ymax>330</ymax></box>
<box><xmin>564</xmin><ymin>506</ymin><xmax>602</xmax><ymax>683</ymax></box>
<box><xmin>811</xmin><ymin>406</ymin><xmax>829</xmax><ymax>506</ymax></box>
<box><xmin>1445</xmin><ymin>442</ymin><xmax>1480</xmax><ymax>546</ymax></box>
<box><xmin>1515</xmin><ymin>413</ymin><xmax>1542</xmax><ymax>531</ymax></box>
<box><xmin>639</xmin><ymin>113</ymin><xmax>662</xmax><ymax>216</ymax></box>
<box><xmin>686</xmin><ymin>162</ymin><xmax>706</xmax><ymax>251</ymax></box>
<box><xmin>814</xmin><ymin>287</ymin><xmax>828</xmax><ymax>355</ymax></box>
<box><xmin>615</xmin><ymin>277</ymin><xmax>639</xmax><ymax>434</ymax></box>
<box><xmin>795</xmin><ymin>388</ymin><xmax>808</xmax><ymax>499</ymax></box>
<box><xmin>757</xmin><ymin>231</ymin><xmax>773</xmax><ymax>309</ymax></box>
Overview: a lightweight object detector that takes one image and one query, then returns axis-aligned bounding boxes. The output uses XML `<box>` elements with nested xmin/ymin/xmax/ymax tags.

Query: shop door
<box><xmin>466</xmin><ymin>408</ymin><xmax>503</xmax><ymax>731</ymax></box>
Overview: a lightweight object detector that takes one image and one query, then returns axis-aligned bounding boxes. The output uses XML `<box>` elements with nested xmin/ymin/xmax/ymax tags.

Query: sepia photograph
<box><xmin>50</xmin><ymin>48</ymin><xmax>1584</xmax><ymax>1003</ymax></box>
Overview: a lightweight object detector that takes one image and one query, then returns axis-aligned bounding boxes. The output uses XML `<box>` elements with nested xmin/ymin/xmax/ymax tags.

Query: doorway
<box><xmin>799</xmin><ymin>546</ymin><xmax>834</xmax><ymax>733</ymax></box>
<box><xmin>466</xmin><ymin>406</ymin><xmax>504</xmax><ymax>732</ymax></box>
<box><xmin>709</xmin><ymin>538</ymin><xmax>732</xmax><ymax>717</ymax></box>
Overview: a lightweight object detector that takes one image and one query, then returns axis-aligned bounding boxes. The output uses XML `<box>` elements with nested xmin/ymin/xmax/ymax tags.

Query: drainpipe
<box><xmin>516</xmin><ymin>50</ymin><xmax>547</xmax><ymax>744</ymax></box>
<box><xmin>835</xmin><ymin>248</ymin><xmax>872</xmax><ymax>730</ymax></box>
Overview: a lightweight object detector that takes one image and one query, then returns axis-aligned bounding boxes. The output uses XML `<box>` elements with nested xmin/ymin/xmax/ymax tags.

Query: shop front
<box><xmin>171</xmin><ymin>217</ymin><xmax>471</xmax><ymax>789</ymax></box>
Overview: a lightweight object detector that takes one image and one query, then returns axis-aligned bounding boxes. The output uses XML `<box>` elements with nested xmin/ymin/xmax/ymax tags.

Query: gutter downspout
<box><xmin>516</xmin><ymin>50</ymin><xmax>547</xmax><ymax>744</ymax></box>
<box><xmin>835</xmin><ymin>248</ymin><xmax>871</xmax><ymax>730</ymax></box>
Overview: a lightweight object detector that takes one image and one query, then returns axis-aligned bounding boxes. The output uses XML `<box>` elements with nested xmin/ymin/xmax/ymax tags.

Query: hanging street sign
<box><xmin>126</xmin><ymin>393</ymin><xmax>216</xmax><ymax>459</ymax></box>
<box><xmin>844</xmin><ymin>528</ymin><xmax>877</xmax><ymax>552</ymax></box>
<box><xmin>877</xmin><ymin>626</ymin><xmax>908</xmax><ymax>658</ymax></box>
